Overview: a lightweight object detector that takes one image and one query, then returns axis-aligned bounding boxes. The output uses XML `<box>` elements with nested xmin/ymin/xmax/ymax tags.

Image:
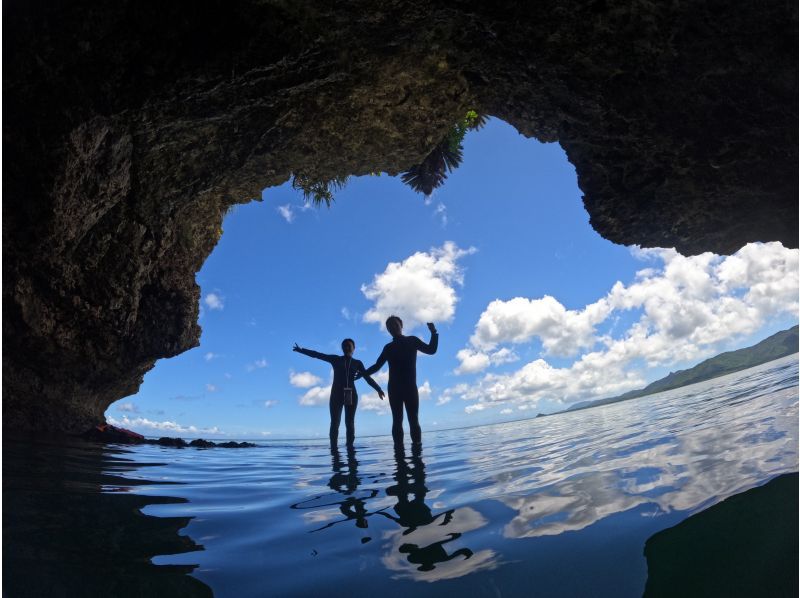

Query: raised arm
<box><xmin>364</xmin><ymin>346</ymin><xmax>388</xmax><ymax>376</ymax></box>
<box><xmin>292</xmin><ymin>343</ymin><xmax>336</xmax><ymax>363</ymax></box>
<box><xmin>415</xmin><ymin>323</ymin><xmax>439</xmax><ymax>355</ymax></box>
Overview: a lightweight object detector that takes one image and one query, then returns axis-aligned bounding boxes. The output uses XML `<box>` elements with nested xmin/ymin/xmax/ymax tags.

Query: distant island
<box><xmin>544</xmin><ymin>325</ymin><xmax>799</xmax><ymax>417</ymax></box>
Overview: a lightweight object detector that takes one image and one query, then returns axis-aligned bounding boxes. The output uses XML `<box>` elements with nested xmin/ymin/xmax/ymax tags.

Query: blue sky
<box><xmin>108</xmin><ymin>119</ymin><xmax>799</xmax><ymax>439</ymax></box>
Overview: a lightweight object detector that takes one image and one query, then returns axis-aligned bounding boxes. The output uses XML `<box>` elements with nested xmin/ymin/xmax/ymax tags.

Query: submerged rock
<box><xmin>4</xmin><ymin>1</ymin><xmax>797</xmax><ymax>433</ymax></box>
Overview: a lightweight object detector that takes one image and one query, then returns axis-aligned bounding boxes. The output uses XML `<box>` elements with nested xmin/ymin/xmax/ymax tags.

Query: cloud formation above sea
<box><xmin>451</xmin><ymin>242</ymin><xmax>799</xmax><ymax>414</ymax></box>
<box><xmin>361</xmin><ymin>241</ymin><xmax>476</xmax><ymax>330</ymax></box>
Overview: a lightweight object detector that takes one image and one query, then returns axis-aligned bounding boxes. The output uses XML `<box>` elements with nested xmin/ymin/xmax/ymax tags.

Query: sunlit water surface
<box><xmin>5</xmin><ymin>355</ymin><xmax>798</xmax><ymax>597</ymax></box>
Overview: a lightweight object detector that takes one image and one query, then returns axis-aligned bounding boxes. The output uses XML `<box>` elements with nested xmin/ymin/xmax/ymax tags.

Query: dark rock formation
<box><xmin>80</xmin><ymin>425</ymin><xmax>257</xmax><ymax>448</ymax></box>
<box><xmin>4</xmin><ymin>1</ymin><xmax>797</xmax><ymax>433</ymax></box>
<box><xmin>83</xmin><ymin>423</ymin><xmax>146</xmax><ymax>444</ymax></box>
<box><xmin>644</xmin><ymin>473</ymin><xmax>799</xmax><ymax>597</ymax></box>
<box><xmin>4</xmin><ymin>436</ymin><xmax>212</xmax><ymax>597</ymax></box>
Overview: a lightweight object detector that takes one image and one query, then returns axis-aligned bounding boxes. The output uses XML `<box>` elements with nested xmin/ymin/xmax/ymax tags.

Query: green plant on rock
<box><xmin>291</xmin><ymin>174</ymin><xmax>350</xmax><ymax>207</ymax></box>
<box><xmin>401</xmin><ymin>110</ymin><xmax>487</xmax><ymax>196</ymax></box>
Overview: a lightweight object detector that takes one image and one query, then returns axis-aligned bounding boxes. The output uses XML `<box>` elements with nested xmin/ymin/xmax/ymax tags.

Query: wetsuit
<box><xmin>365</xmin><ymin>332</ymin><xmax>438</xmax><ymax>445</ymax></box>
<box><xmin>296</xmin><ymin>349</ymin><xmax>382</xmax><ymax>446</ymax></box>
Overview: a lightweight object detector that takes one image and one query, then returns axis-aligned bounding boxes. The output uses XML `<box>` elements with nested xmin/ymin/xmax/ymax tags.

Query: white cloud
<box><xmin>246</xmin><ymin>358</ymin><xmax>268</xmax><ymax>372</ymax></box>
<box><xmin>469</xmin><ymin>295</ymin><xmax>610</xmax><ymax>357</ymax></box>
<box><xmin>264</xmin><ymin>400</ymin><xmax>279</xmax><ymax>408</ymax></box>
<box><xmin>454</xmin><ymin>347</ymin><xmax>520</xmax><ymax>375</ymax></box>
<box><xmin>454</xmin><ymin>349</ymin><xmax>490</xmax><ymax>374</ymax></box>
<box><xmin>361</xmin><ymin>241</ymin><xmax>476</xmax><ymax>330</ymax></box>
<box><xmin>500</xmin><ymin>408</ymin><xmax>513</xmax><ymax>415</ymax></box>
<box><xmin>204</xmin><ymin>293</ymin><xmax>225</xmax><ymax>311</ymax></box>
<box><xmin>359</xmin><ymin>391</ymin><xmax>390</xmax><ymax>414</ymax></box>
<box><xmin>108</xmin><ymin>415</ymin><xmax>223</xmax><ymax>436</ymax></box>
<box><xmin>277</xmin><ymin>204</ymin><xmax>295</xmax><ymax>223</ymax></box>
<box><xmin>432</xmin><ymin>202</ymin><xmax>448</xmax><ymax>227</ymax></box>
<box><xmin>299</xmin><ymin>385</ymin><xmax>331</xmax><ymax>406</ymax></box>
<box><xmin>289</xmin><ymin>370</ymin><xmax>323</xmax><ymax>388</ymax></box>
<box><xmin>341</xmin><ymin>307</ymin><xmax>351</xmax><ymax>320</ymax></box>
<box><xmin>205</xmin><ymin>383</ymin><xmax>218</xmax><ymax>393</ymax></box>
<box><xmin>369</xmin><ymin>371</ymin><xmax>389</xmax><ymax>385</ymax></box>
<box><xmin>116</xmin><ymin>402</ymin><xmax>138</xmax><ymax>413</ymax></box>
<box><xmin>452</xmin><ymin>242</ymin><xmax>798</xmax><ymax>414</ymax></box>
<box><xmin>418</xmin><ymin>380</ymin><xmax>432</xmax><ymax>401</ymax></box>
<box><xmin>436</xmin><ymin>383</ymin><xmax>469</xmax><ymax>406</ymax></box>
<box><xmin>204</xmin><ymin>352</ymin><xmax>219</xmax><ymax>362</ymax></box>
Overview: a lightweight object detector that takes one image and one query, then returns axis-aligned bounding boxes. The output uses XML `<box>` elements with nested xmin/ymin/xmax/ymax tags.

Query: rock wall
<box><xmin>3</xmin><ymin>0</ymin><xmax>797</xmax><ymax>432</ymax></box>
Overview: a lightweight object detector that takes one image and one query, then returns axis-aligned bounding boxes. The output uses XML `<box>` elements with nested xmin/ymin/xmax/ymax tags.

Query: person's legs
<box><xmin>405</xmin><ymin>390</ymin><xmax>421</xmax><ymax>444</ymax></box>
<box><xmin>388</xmin><ymin>392</ymin><xmax>405</xmax><ymax>446</ymax></box>
<box><xmin>329</xmin><ymin>398</ymin><xmax>343</xmax><ymax>446</ymax></box>
<box><xmin>344</xmin><ymin>398</ymin><xmax>357</xmax><ymax>447</ymax></box>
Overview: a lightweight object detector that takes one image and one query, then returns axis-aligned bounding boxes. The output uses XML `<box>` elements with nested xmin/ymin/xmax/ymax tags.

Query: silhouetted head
<box><xmin>386</xmin><ymin>316</ymin><xmax>403</xmax><ymax>338</ymax></box>
<box><xmin>341</xmin><ymin>338</ymin><xmax>355</xmax><ymax>356</ymax></box>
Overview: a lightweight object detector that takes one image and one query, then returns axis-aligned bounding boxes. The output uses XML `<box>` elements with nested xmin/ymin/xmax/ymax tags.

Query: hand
<box><xmin>293</xmin><ymin>343</ymin><xmax>301</xmax><ymax>352</ymax></box>
<box><xmin>427</xmin><ymin>322</ymin><xmax>437</xmax><ymax>334</ymax></box>
<box><xmin>378</xmin><ymin>389</ymin><xmax>385</xmax><ymax>400</ymax></box>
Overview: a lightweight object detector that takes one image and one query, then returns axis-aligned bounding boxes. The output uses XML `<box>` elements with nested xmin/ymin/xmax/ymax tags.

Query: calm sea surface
<box><xmin>5</xmin><ymin>355</ymin><xmax>798</xmax><ymax>597</ymax></box>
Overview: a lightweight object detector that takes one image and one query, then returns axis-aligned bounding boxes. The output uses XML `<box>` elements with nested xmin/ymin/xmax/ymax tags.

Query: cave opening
<box><xmin>105</xmin><ymin>119</ymin><xmax>799</xmax><ymax>440</ymax></box>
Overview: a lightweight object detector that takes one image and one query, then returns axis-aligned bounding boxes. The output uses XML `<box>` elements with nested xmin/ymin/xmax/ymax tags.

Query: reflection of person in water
<box><xmin>399</xmin><ymin>534</ymin><xmax>474</xmax><ymax>572</ymax></box>
<box><xmin>325</xmin><ymin>446</ymin><xmax>375</xmax><ymax>530</ymax></box>
<box><xmin>364</xmin><ymin>317</ymin><xmax>438</xmax><ymax>446</ymax></box>
<box><xmin>293</xmin><ymin>339</ymin><xmax>384</xmax><ymax>447</ymax></box>
<box><xmin>380</xmin><ymin>446</ymin><xmax>473</xmax><ymax>571</ymax></box>
<box><xmin>290</xmin><ymin>446</ymin><xmax>380</xmax><ymax>535</ymax></box>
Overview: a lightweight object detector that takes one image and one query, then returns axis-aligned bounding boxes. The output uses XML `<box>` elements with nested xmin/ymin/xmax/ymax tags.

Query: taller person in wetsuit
<box><xmin>364</xmin><ymin>316</ymin><xmax>438</xmax><ymax>447</ymax></box>
<box><xmin>293</xmin><ymin>339</ymin><xmax>385</xmax><ymax>447</ymax></box>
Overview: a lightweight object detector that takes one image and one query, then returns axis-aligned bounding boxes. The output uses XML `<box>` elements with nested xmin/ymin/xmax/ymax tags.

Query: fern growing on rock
<box><xmin>291</xmin><ymin>174</ymin><xmax>350</xmax><ymax>207</ymax></box>
<box><xmin>401</xmin><ymin>110</ymin><xmax>487</xmax><ymax>196</ymax></box>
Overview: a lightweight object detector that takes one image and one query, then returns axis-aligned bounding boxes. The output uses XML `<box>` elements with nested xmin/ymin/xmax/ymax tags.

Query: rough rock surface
<box><xmin>4</xmin><ymin>1</ymin><xmax>797</xmax><ymax>433</ymax></box>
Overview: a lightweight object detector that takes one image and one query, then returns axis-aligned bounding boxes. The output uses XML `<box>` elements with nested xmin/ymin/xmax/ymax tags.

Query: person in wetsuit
<box><xmin>363</xmin><ymin>316</ymin><xmax>438</xmax><ymax>446</ymax></box>
<box><xmin>293</xmin><ymin>338</ymin><xmax>384</xmax><ymax>447</ymax></box>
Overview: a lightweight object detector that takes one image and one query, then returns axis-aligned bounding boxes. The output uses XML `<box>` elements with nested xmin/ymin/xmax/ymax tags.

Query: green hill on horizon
<box><xmin>559</xmin><ymin>325</ymin><xmax>799</xmax><ymax>415</ymax></box>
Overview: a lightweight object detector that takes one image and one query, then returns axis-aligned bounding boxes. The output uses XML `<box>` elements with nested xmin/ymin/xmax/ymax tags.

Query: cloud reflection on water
<box><xmin>483</xmin><ymin>358</ymin><xmax>799</xmax><ymax>539</ymax></box>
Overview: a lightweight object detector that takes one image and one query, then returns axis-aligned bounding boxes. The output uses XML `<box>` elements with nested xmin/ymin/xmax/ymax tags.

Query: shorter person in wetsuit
<box><xmin>363</xmin><ymin>316</ymin><xmax>438</xmax><ymax>446</ymax></box>
<box><xmin>293</xmin><ymin>339</ymin><xmax>384</xmax><ymax>447</ymax></box>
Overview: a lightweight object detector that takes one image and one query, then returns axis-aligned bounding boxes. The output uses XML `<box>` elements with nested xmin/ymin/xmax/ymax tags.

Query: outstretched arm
<box><xmin>356</xmin><ymin>362</ymin><xmax>385</xmax><ymax>399</ymax></box>
<box><xmin>292</xmin><ymin>343</ymin><xmax>336</xmax><ymax>363</ymax></box>
<box><xmin>415</xmin><ymin>323</ymin><xmax>439</xmax><ymax>355</ymax></box>
<box><xmin>364</xmin><ymin>347</ymin><xmax>388</xmax><ymax>376</ymax></box>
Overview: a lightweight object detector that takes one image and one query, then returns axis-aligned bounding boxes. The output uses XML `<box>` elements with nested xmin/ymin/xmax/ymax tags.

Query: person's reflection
<box><xmin>324</xmin><ymin>446</ymin><xmax>377</xmax><ymax>530</ymax></box>
<box><xmin>380</xmin><ymin>445</ymin><xmax>473</xmax><ymax>571</ymax></box>
<box><xmin>292</xmin><ymin>446</ymin><xmax>379</xmax><ymax>534</ymax></box>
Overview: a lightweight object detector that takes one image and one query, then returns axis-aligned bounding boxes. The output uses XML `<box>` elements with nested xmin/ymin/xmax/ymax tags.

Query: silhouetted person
<box><xmin>364</xmin><ymin>316</ymin><xmax>437</xmax><ymax>447</ymax></box>
<box><xmin>293</xmin><ymin>339</ymin><xmax>384</xmax><ymax>447</ymax></box>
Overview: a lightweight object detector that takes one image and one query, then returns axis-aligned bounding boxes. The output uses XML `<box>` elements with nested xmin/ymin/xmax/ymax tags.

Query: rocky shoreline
<box><xmin>81</xmin><ymin>423</ymin><xmax>257</xmax><ymax>448</ymax></box>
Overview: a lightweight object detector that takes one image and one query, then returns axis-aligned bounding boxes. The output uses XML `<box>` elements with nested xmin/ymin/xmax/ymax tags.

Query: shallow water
<box><xmin>4</xmin><ymin>355</ymin><xmax>798</xmax><ymax>597</ymax></box>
